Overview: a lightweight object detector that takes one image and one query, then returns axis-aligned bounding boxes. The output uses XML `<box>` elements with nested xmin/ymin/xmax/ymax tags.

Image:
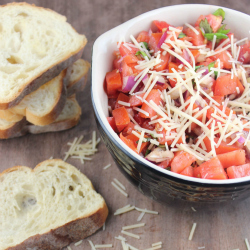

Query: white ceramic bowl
<box><xmin>92</xmin><ymin>4</ymin><xmax>250</xmax><ymax>203</ymax></box>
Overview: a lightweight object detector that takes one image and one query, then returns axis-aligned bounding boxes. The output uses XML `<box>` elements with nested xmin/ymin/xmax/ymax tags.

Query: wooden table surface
<box><xmin>1</xmin><ymin>0</ymin><xmax>250</xmax><ymax>249</ymax></box>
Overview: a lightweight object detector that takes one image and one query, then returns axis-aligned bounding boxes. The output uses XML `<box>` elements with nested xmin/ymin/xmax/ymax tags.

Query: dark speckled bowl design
<box><xmin>91</xmin><ymin>4</ymin><xmax>250</xmax><ymax>203</ymax></box>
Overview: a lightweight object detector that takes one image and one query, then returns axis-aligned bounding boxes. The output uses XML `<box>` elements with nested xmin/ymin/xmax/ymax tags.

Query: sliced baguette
<box><xmin>66</xmin><ymin>59</ymin><xmax>90</xmax><ymax>97</ymax></box>
<box><xmin>2</xmin><ymin>96</ymin><xmax>81</xmax><ymax>139</ymax></box>
<box><xmin>10</xmin><ymin>70</ymin><xmax>67</xmax><ymax>126</ymax></box>
<box><xmin>0</xmin><ymin>2</ymin><xmax>87</xmax><ymax>109</ymax></box>
<box><xmin>0</xmin><ymin>159</ymin><xmax>108</xmax><ymax>250</ymax></box>
<box><xmin>0</xmin><ymin>116</ymin><xmax>26</xmax><ymax>139</ymax></box>
<box><xmin>0</xmin><ymin>59</ymin><xmax>89</xmax><ymax>124</ymax></box>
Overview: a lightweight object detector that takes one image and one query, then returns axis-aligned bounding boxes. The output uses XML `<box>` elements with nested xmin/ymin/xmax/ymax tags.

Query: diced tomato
<box><xmin>180</xmin><ymin>165</ymin><xmax>194</xmax><ymax>177</ymax></box>
<box><xmin>122</xmin><ymin>122</ymin><xmax>135</xmax><ymax>136</ymax></box>
<box><xmin>120</xmin><ymin>61</ymin><xmax>133</xmax><ymax>77</ymax></box>
<box><xmin>190</xmin><ymin>50</ymin><xmax>201</xmax><ymax>63</ymax></box>
<box><xmin>133</xmin><ymin>113</ymin><xmax>146</xmax><ymax>126</ymax></box>
<box><xmin>113</xmin><ymin>57</ymin><xmax>122</xmax><ymax>69</ymax></box>
<box><xmin>212</xmin><ymin>96</ymin><xmax>224</xmax><ymax>105</ymax></box>
<box><xmin>153</xmin><ymin>82</ymin><xmax>169</xmax><ymax>91</ymax></box>
<box><xmin>238</xmin><ymin>41</ymin><xmax>250</xmax><ymax>64</ymax></box>
<box><xmin>165</xmin><ymin>27</ymin><xmax>183</xmax><ymax>48</ymax></box>
<box><xmin>152</xmin><ymin>20</ymin><xmax>171</xmax><ymax>32</ymax></box>
<box><xmin>112</xmin><ymin>107</ymin><xmax>130</xmax><ymax>132</ymax></box>
<box><xmin>203</xmin><ymin>137</ymin><xmax>240</xmax><ymax>154</ymax></box>
<box><xmin>120</xmin><ymin>133</ymin><xmax>138</xmax><ymax>153</ymax></box>
<box><xmin>115</xmin><ymin>93</ymin><xmax>130</xmax><ymax>109</ymax></box>
<box><xmin>124</xmin><ymin>54</ymin><xmax>139</xmax><ymax>65</ymax></box>
<box><xmin>126</xmin><ymin>134</ymin><xmax>149</xmax><ymax>154</ymax></box>
<box><xmin>206</xmin><ymin>105</ymin><xmax>235</xmax><ymax>125</ymax></box>
<box><xmin>227</xmin><ymin>163</ymin><xmax>250</xmax><ymax>179</ymax></box>
<box><xmin>136</xmin><ymin>31</ymin><xmax>150</xmax><ymax>43</ymax></box>
<box><xmin>214</xmin><ymin>74</ymin><xmax>244</xmax><ymax>96</ymax></box>
<box><xmin>141</xmin><ymin>119</ymin><xmax>155</xmax><ymax>131</ymax></box>
<box><xmin>128</xmin><ymin>63</ymin><xmax>143</xmax><ymax>75</ymax></box>
<box><xmin>184</xmin><ymin>27</ymin><xmax>205</xmax><ymax>46</ymax></box>
<box><xmin>199</xmin><ymin>157</ymin><xmax>228</xmax><ymax>179</ymax></box>
<box><xmin>157</xmin><ymin>159</ymin><xmax>171</xmax><ymax>169</ymax></box>
<box><xmin>209</xmin><ymin>50</ymin><xmax>232</xmax><ymax>69</ymax></box>
<box><xmin>154</xmin><ymin>52</ymin><xmax>170</xmax><ymax>71</ymax></box>
<box><xmin>217</xmin><ymin>149</ymin><xmax>246</xmax><ymax>168</ymax></box>
<box><xmin>171</xmin><ymin>151</ymin><xmax>197</xmax><ymax>174</ymax></box>
<box><xmin>148</xmin><ymin>33</ymin><xmax>162</xmax><ymax>52</ymax></box>
<box><xmin>217</xmin><ymin>33</ymin><xmax>234</xmax><ymax>49</ymax></box>
<box><xmin>106</xmin><ymin>70</ymin><xmax>122</xmax><ymax>96</ymax></box>
<box><xmin>193</xmin><ymin>166</ymin><xmax>201</xmax><ymax>178</ymax></box>
<box><xmin>156</xmin><ymin>125</ymin><xmax>183</xmax><ymax>145</ymax></box>
<box><xmin>119</xmin><ymin>43</ymin><xmax>138</xmax><ymax>57</ymax></box>
<box><xmin>107</xmin><ymin>117</ymin><xmax>118</xmax><ymax>132</ymax></box>
<box><xmin>168</xmin><ymin>62</ymin><xmax>185</xmax><ymax>87</ymax></box>
<box><xmin>129</xmin><ymin>93</ymin><xmax>145</xmax><ymax>107</ymax></box>
<box><xmin>195</xmin><ymin>14</ymin><xmax>222</xmax><ymax>33</ymax></box>
<box><xmin>140</xmin><ymin>89</ymin><xmax>161</xmax><ymax>118</ymax></box>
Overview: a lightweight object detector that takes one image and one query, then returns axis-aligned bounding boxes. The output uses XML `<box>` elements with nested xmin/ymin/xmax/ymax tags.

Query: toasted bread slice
<box><xmin>10</xmin><ymin>70</ymin><xmax>67</xmax><ymax>126</ymax></box>
<box><xmin>0</xmin><ymin>2</ymin><xmax>87</xmax><ymax>109</ymax></box>
<box><xmin>66</xmin><ymin>59</ymin><xmax>90</xmax><ymax>97</ymax></box>
<box><xmin>2</xmin><ymin>96</ymin><xmax>81</xmax><ymax>139</ymax></box>
<box><xmin>26</xmin><ymin>96</ymin><xmax>81</xmax><ymax>134</ymax></box>
<box><xmin>0</xmin><ymin>116</ymin><xmax>26</xmax><ymax>139</ymax></box>
<box><xmin>0</xmin><ymin>159</ymin><xmax>108</xmax><ymax>250</ymax></box>
<box><xmin>0</xmin><ymin>59</ymin><xmax>89</xmax><ymax>125</ymax></box>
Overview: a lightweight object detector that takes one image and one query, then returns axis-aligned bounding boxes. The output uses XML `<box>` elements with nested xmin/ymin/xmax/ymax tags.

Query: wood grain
<box><xmin>0</xmin><ymin>0</ymin><xmax>250</xmax><ymax>249</ymax></box>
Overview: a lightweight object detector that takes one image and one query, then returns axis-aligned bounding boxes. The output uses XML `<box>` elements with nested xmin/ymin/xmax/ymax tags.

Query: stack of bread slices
<box><xmin>0</xmin><ymin>3</ymin><xmax>90</xmax><ymax>139</ymax></box>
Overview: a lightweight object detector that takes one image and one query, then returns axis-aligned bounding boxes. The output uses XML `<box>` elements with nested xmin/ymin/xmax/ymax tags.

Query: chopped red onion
<box><xmin>117</xmin><ymin>55</ymin><xmax>125</xmax><ymax>64</ymax></box>
<box><xmin>182</xmin><ymin>49</ymin><xmax>191</xmax><ymax>64</ymax></box>
<box><xmin>183</xmin><ymin>90</ymin><xmax>189</xmax><ymax>100</ymax></box>
<box><xmin>157</xmin><ymin>30</ymin><xmax>168</xmax><ymax>49</ymax></box>
<box><xmin>202</xmin><ymin>69</ymin><xmax>209</xmax><ymax>75</ymax></box>
<box><xmin>238</xmin><ymin>136</ymin><xmax>245</xmax><ymax>144</ymax></box>
<box><xmin>148</xmin><ymin>28</ymin><xmax>152</xmax><ymax>36</ymax></box>
<box><xmin>122</xmin><ymin>76</ymin><xmax>136</xmax><ymax>92</ymax></box>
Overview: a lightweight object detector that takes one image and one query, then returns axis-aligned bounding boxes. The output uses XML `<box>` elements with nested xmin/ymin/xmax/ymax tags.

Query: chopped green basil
<box><xmin>178</xmin><ymin>32</ymin><xmax>186</xmax><ymax>39</ymax></box>
<box><xmin>195</xmin><ymin>65</ymin><xmax>202</xmax><ymax>71</ymax></box>
<box><xmin>135</xmin><ymin>50</ymin><xmax>148</xmax><ymax>59</ymax></box>
<box><xmin>145</xmin><ymin>149</ymin><xmax>151</xmax><ymax>156</ymax></box>
<box><xmin>166</xmin><ymin>167</ymin><xmax>171</xmax><ymax>171</ymax></box>
<box><xmin>141</xmin><ymin>42</ymin><xmax>149</xmax><ymax>50</ymax></box>
<box><xmin>217</xmin><ymin>24</ymin><xmax>230</xmax><ymax>34</ymax></box>
<box><xmin>204</xmin><ymin>32</ymin><xmax>228</xmax><ymax>41</ymax></box>
<box><xmin>208</xmin><ymin>61</ymin><xmax>218</xmax><ymax>78</ymax></box>
<box><xmin>213</xmin><ymin>8</ymin><xmax>226</xmax><ymax>21</ymax></box>
<box><xmin>199</xmin><ymin>18</ymin><xmax>213</xmax><ymax>34</ymax></box>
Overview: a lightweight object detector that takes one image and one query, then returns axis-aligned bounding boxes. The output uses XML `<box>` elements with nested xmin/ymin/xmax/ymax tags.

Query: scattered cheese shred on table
<box><xmin>74</xmin><ymin>240</ymin><xmax>83</xmax><ymax>246</ymax></box>
<box><xmin>88</xmin><ymin>240</ymin><xmax>96</xmax><ymax>250</ymax></box>
<box><xmin>245</xmin><ymin>238</ymin><xmax>250</xmax><ymax>250</ymax></box>
<box><xmin>63</xmin><ymin>132</ymin><xmax>100</xmax><ymax>163</ymax></box>
<box><xmin>95</xmin><ymin>244</ymin><xmax>113</xmax><ymax>248</ymax></box>
<box><xmin>111</xmin><ymin>181</ymin><xmax>128</xmax><ymax>197</ymax></box>
<box><xmin>121</xmin><ymin>230</ymin><xmax>140</xmax><ymax>239</ymax></box>
<box><xmin>189</xmin><ymin>223</ymin><xmax>197</xmax><ymax>241</ymax></box>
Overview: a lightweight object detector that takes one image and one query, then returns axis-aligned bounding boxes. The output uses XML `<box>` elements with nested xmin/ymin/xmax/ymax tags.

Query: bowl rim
<box><xmin>91</xmin><ymin>3</ymin><xmax>250</xmax><ymax>186</ymax></box>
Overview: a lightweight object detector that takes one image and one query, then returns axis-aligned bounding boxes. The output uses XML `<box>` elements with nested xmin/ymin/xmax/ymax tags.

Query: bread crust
<box><xmin>25</xmin><ymin>71</ymin><xmax>68</xmax><ymax>126</ymax></box>
<box><xmin>6</xmin><ymin>204</ymin><xmax>108</xmax><ymax>250</ymax></box>
<box><xmin>0</xmin><ymin>47</ymin><xmax>85</xmax><ymax>110</ymax></box>
<box><xmin>0</xmin><ymin>117</ymin><xmax>26</xmax><ymax>139</ymax></box>
<box><xmin>1</xmin><ymin>160</ymin><xmax>109</xmax><ymax>250</ymax></box>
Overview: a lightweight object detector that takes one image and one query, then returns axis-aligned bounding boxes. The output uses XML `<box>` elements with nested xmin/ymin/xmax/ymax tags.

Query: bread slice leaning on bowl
<box><xmin>0</xmin><ymin>2</ymin><xmax>87</xmax><ymax>109</ymax></box>
<box><xmin>0</xmin><ymin>159</ymin><xmax>108</xmax><ymax>250</ymax></box>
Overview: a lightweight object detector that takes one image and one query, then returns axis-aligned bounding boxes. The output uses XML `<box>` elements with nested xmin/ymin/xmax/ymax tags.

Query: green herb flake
<box><xmin>204</xmin><ymin>32</ymin><xmax>228</xmax><ymax>41</ymax></box>
<box><xmin>217</xmin><ymin>24</ymin><xmax>230</xmax><ymax>34</ymax></box>
<box><xmin>141</xmin><ymin>42</ymin><xmax>149</xmax><ymax>50</ymax></box>
<box><xmin>135</xmin><ymin>50</ymin><xmax>148</xmax><ymax>59</ymax></box>
<box><xmin>213</xmin><ymin>8</ymin><xmax>226</xmax><ymax>21</ymax></box>
<box><xmin>145</xmin><ymin>149</ymin><xmax>151</xmax><ymax>156</ymax></box>
<box><xmin>195</xmin><ymin>65</ymin><xmax>202</xmax><ymax>71</ymax></box>
<box><xmin>178</xmin><ymin>32</ymin><xmax>186</xmax><ymax>39</ymax></box>
<box><xmin>208</xmin><ymin>61</ymin><xmax>218</xmax><ymax>78</ymax></box>
<box><xmin>199</xmin><ymin>18</ymin><xmax>213</xmax><ymax>34</ymax></box>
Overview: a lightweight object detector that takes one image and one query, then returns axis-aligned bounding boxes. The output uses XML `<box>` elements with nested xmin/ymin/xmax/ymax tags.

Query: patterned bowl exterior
<box><xmin>92</xmin><ymin>99</ymin><xmax>250</xmax><ymax>204</ymax></box>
